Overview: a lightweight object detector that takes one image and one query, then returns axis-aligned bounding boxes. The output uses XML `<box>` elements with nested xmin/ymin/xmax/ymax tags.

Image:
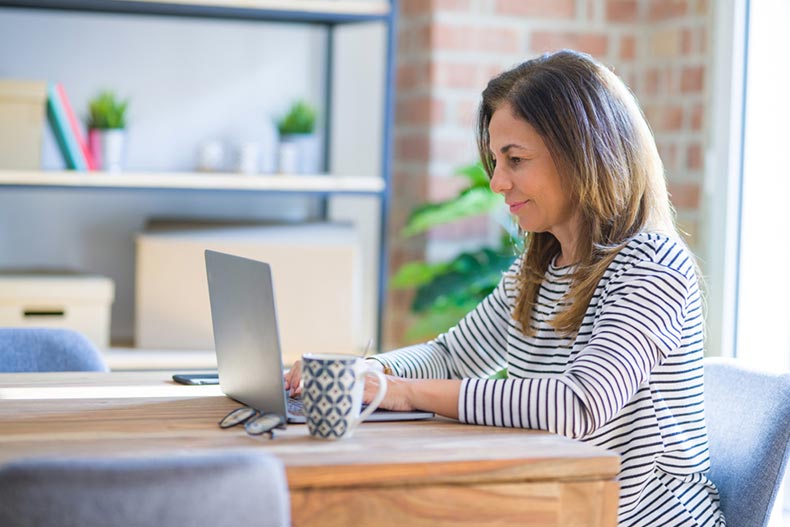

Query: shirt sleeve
<box><xmin>370</xmin><ymin>265</ymin><xmax>514</xmax><ymax>380</ymax></box>
<box><xmin>458</xmin><ymin>258</ymin><xmax>695</xmax><ymax>439</ymax></box>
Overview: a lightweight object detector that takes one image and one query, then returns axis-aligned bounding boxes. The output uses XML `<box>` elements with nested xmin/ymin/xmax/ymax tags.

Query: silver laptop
<box><xmin>204</xmin><ymin>249</ymin><xmax>434</xmax><ymax>425</ymax></box>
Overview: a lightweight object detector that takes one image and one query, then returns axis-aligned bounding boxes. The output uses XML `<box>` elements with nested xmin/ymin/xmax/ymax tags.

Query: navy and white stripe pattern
<box><xmin>377</xmin><ymin>233</ymin><xmax>725</xmax><ymax>526</ymax></box>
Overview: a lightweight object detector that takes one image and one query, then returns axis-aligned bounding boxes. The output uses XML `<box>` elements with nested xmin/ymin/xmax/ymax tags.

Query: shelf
<box><xmin>105</xmin><ymin>346</ymin><xmax>217</xmax><ymax>371</ymax></box>
<box><xmin>0</xmin><ymin>0</ymin><xmax>391</xmax><ymax>23</ymax></box>
<box><xmin>0</xmin><ymin>170</ymin><xmax>385</xmax><ymax>195</ymax></box>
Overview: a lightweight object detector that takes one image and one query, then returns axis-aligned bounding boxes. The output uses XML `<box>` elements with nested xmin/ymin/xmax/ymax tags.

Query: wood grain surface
<box><xmin>0</xmin><ymin>372</ymin><xmax>620</xmax><ymax>526</ymax></box>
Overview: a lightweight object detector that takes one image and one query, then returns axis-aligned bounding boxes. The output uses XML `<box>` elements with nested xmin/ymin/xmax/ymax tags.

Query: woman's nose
<box><xmin>489</xmin><ymin>165</ymin><xmax>510</xmax><ymax>195</ymax></box>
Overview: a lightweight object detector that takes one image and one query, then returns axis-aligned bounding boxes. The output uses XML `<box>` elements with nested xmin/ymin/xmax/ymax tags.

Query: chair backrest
<box><xmin>704</xmin><ymin>357</ymin><xmax>790</xmax><ymax>527</ymax></box>
<box><xmin>0</xmin><ymin>450</ymin><xmax>291</xmax><ymax>527</ymax></box>
<box><xmin>0</xmin><ymin>328</ymin><xmax>108</xmax><ymax>372</ymax></box>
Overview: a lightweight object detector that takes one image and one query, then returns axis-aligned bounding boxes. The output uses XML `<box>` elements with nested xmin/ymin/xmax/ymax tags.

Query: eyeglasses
<box><xmin>218</xmin><ymin>406</ymin><xmax>283</xmax><ymax>439</ymax></box>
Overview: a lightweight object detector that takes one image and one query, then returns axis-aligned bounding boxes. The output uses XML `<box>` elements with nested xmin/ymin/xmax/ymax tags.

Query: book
<box><xmin>46</xmin><ymin>82</ymin><xmax>87</xmax><ymax>171</ymax></box>
<box><xmin>56</xmin><ymin>83</ymin><xmax>95</xmax><ymax>170</ymax></box>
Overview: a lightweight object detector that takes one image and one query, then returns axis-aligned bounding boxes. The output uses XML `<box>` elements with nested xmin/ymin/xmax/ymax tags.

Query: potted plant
<box><xmin>87</xmin><ymin>90</ymin><xmax>129</xmax><ymax>172</ymax></box>
<box><xmin>391</xmin><ymin>162</ymin><xmax>522</xmax><ymax>347</ymax></box>
<box><xmin>276</xmin><ymin>99</ymin><xmax>319</xmax><ymax>174</ymax></box>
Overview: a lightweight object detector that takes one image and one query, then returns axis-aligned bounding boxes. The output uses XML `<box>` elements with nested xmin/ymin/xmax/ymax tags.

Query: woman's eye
<box><xmin>509</xmin><ymin>157</ymin><xmax>522</xmax><ymax>166</ymax></box>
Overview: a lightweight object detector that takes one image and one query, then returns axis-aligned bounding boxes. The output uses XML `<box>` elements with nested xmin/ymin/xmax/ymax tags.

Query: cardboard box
<box><xmin>135</xmin><ymin>223</ymin><xmax>362</xmax><ymax>364</ymax></box>
<box><xmin>0</xmin><ymin>79</ymin><xmax>47</xmax><ymax>170</ymax></box>
<box><xmin>0</xmin><ymin>271</ymin><xmax>115</xmax><ymax>350</ymax></box>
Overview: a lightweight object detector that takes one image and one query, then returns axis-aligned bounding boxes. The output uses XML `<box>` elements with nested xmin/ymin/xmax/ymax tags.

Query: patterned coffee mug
<box><xmin>301</xmin><ymin>353</ymin><xmax>387</xmax><ymax>440</ymax></box>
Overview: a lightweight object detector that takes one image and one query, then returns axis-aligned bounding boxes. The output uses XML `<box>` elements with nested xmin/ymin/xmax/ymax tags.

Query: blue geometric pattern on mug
<box><xmin>303</xmin><ymin>359</ymin><xmax>358</xmax><ymax>439</ymax></box>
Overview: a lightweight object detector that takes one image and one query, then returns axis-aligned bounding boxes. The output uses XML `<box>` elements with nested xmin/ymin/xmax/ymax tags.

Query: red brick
<box><xmin>680</xmin><ymin>65</ymin><xmax>704</xmax><ymax>93</ymax></box>
<box><xmin>606</xmin><ymin>0</ymin><xmax>638</xmax><ymax>22</ymax></box>
<box><xmin>620</xmin><ymin>35</ymin><xmax>636</xmax><ymax>60</ymax></box>
<box><xmin>401</xmin><ymin>0</ymin><xmax>472</xmax><ymax>15</ymax></box>
<box><xmin>396</xmin><ymin>96</ymin><xmax>445</xmax><ymax>126</ymax></box>
<box><xmin>686</xmin><ymin>143</ymin><xmax>703</xmax><ymax>170</ymax></box>
<box><xmin>530</xmin><ymin>31</ymin><xmax>609</xmax><ymax>57</ymax></box>
<box><xmin>430</xmin><ymin>23</ymin><xmax>475</xmax><ymax>50</ymax></box>
<box><xmin>430</xmin><ymin>61</ymin><xmax>481</xmax><ymax>89</ymax></box>
<box><xmin>689</xmin><ymin>102</ymin><xmax>704</xmax><ymax>130</ymax></box>
<box><xmin>496</xmin><ymin>0</ymin><xmax>575</xmax><ymax>18</ymax></box>
<box><xmin>648</xmin><ymin>0</ymin><xmax>688</xmax><ymax>21</ymax></box>
<box><xmin>644</xmin><ymin>68</ymin><xmax>661</xmax><ymax>96</ymax></box>
<box><xmin>478</xmin><ymin>26</ymin><xmax>522</xmax><ymax>54</ymax></box>
<box><xmin>396</xmin><ymin>134</ymin><xmax>431</xmax><ymax>162</ymax></box>
<box><xmin>668</xmin><ymin>181</ymin><xmax>700</xmax><ymax>210</ymax></box>
<box><xmin>398</xmin><ymin>24</ymin><xmax>431</xmax><ymax>55</ymax></box>
<box><xmin>400</xmin><ymin>0</ymin><xmax>430</xmax><ymax>16</ymax></box>
<box><xmin>397</xmin><ymin>61</ymin><xmax>431</xmax><ymax>91</ymax></box>
<box><xmin>664</xmin><ymin>105</ymin><xmax>684</xmax><ymax>131</ymax></box>
<box><xmin>681</xmin><ymin>28</ymin><xmax>693</xmax><ymax>54</ymax></box>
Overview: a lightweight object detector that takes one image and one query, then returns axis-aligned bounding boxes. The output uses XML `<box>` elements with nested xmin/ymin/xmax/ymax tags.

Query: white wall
<box><xmin>329</xmin><ymin>23</ymin><xmax>385</xmax><ymax>350</ymax></box>
<box><xmin>0</xmin><ymin>8</ymin><xmax>382</xmax><ymax>345</ymax></box>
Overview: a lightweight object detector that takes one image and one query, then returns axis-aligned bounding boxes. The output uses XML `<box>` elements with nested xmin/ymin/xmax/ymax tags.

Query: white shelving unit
<box><xmin>0</xmin><ymin>0</ymin><xmax>398</xmax><ymax>354</ymax></box>
<box><xmin>0</xmin><ymin>170</ymin><xmax>385</xmax><ymax>194</ymax></box>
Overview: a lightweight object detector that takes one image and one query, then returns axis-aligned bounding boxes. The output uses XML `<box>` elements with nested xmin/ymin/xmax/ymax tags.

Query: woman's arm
<box><xmin>454</xmin><ymin>257</ymin><xmax>696</xmax><ymax>438</ymax></box>
<box><xmin>372</xmin><ymin>261</ymin><xmax>517</xmax><ymax>381</ymax></box>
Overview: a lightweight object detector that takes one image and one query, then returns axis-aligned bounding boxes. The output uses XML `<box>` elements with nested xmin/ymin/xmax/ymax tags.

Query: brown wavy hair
<box><xmin>477</xmin><ymin>50</ymin><xmax>679</xmax><ymax>336</ymax></box>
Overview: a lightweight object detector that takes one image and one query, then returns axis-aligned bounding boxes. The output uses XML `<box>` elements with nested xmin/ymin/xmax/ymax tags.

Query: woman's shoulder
<box><xmin>609</xmin><ymin>232</ymin><xmax>697</xmax><ymax>279</ymax></box>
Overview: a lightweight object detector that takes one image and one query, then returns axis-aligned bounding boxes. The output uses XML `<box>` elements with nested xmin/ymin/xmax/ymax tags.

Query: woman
<box><xmin>286</xmin><ymin>50</ymin><xmax>724</xmax><ymax>526</ymax></box>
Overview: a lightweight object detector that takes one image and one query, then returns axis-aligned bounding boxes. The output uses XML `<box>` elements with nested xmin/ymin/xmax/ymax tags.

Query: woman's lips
<box><xmin>509</xmin><ymin>200</ymin><xmax>527</xmax><ymax>213</ymax></box>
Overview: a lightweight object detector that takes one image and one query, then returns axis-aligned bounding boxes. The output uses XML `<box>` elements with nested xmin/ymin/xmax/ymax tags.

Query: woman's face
<box><xmin>488</xmin><ymin>103</ymin><xmax>578</xmax><ymax>238</ymax></box>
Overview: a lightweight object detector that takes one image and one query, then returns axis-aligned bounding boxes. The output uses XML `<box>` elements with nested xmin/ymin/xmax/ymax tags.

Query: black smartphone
<box><xmin>172</xmin><ymin>373</ymin><xmax>220</xmax><ymax>385</ymax></box>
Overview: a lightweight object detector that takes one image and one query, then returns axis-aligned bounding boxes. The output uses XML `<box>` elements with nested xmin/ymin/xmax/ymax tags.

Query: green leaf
<box><xmin>277</xmin><ymin>100</ymin><xmax>316</xmax><ymax>135</ymax></box>
<box><xmin>410</xmin><ymin>247</ymin><xmax>516</xmax><ymax>312</ymax></box>
<box><xmin>488</xmin><ymin>368</ymin><xmax>508</xmax><ymax>380</ymax></box>
<box><xmin>390</xmin><ymin>260</ymin><xmax>451</xmax><ymax>289</ymax></box>
<box><xmin>88</xmin><ymin>91</ymin><xmax>129</xmax><ymax>130</ymax></box>
<box><xmin>402</xmin><ymin>187</ymin><xmax>503</xmax><ymax>237</ymax></box>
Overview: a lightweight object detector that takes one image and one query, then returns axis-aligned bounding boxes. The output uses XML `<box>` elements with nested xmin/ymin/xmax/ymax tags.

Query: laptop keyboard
<box><xmin>287</xmin><ymin>397</ymin><xmax>304</xmax><ymax>416</ymax></box>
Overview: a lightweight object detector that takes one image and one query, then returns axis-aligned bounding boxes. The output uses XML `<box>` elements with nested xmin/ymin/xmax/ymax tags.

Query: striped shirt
<box><xmin>376</xmin><ymin>233</ymin><xmax>725</xmax><ymax>526</ymax></box>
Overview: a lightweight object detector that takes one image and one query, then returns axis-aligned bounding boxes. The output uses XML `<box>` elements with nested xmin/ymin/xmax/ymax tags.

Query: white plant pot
<box><xmin>278</xmin><ymin>133</ymin><xmax>320</xmax><ymax>174</ymax></box>
<box><xmin>89</xmin><ymin>128</ymin><xmax>127</xmax><ymax>172</ymax></box>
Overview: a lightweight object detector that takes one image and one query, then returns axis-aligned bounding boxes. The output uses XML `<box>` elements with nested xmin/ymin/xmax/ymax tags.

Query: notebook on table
<box><xmin>179</xmin><ymin>249</ymin><xmax>434</xmax><ymax>425</ymax></box>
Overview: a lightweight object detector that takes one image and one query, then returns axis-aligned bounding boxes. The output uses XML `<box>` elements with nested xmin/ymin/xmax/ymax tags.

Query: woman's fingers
<box><xmin>284</xmin><ymin>360</ymin><xmax>302</xmax><ymax>395</ymax></box>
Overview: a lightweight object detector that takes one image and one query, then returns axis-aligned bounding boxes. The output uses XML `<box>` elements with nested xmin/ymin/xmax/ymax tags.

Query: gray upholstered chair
<box><xmin>704</xmin><ymin>357</ymin><xmax>790</xmax><ymax>527</ymax></box>
<box><xmin>0</xmin><ymin>451</ymin><xmax>291</xmax><ymax>527</ymax></box>
<box><xmin>0</xmin><ymin>328</ymin><xmax>107</xmax><ymax>372</ymax></box>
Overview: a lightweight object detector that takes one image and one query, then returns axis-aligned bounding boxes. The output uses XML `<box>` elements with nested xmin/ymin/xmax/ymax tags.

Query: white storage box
<box><xmin>0</xmin><ymin>79</ymin><xmax>47</xmax><ymax>170</ymax></box>
<box><xmin>0</xmin><ymin>271</ymin><xmax>115</xmax><ymax>350</ymax></box>
<box><xmin>135</xmin><ymin>223</ymin><xmax>362</xmax><ymax>365</ymax></box>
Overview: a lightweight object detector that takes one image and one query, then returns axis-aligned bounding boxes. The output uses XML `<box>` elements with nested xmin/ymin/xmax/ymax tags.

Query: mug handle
<box><xmin>355</xmin><ymin>367</ymin><xmax>387</xmax><ymax>424</ymax></box>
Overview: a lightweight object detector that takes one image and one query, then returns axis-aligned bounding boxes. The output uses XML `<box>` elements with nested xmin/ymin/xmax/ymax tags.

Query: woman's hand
<box><xmin>283</xmin><ymin>360</ymin><xmax>302</xmax><ymax>397</ymax></box>
<box><xmin>362</xmin><ymin>372</ymin><xmax>417</xmax><ymax>412</ymax></box>
<box><xmin>367</xmin><ymin>376</ymin><xmax>463</xmax><ymax>419</ymax></box>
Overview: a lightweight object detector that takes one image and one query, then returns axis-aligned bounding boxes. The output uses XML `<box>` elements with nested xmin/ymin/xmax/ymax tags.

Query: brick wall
<box><xmin>386</xmin><ymin>0</ymin><xmax>711</xmax><ymax>348</ymax></box>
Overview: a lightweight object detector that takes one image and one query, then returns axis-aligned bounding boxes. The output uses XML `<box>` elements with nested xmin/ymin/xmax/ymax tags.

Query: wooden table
<box><xmin>0</xmin><ymin>372</ymin><xmax>620</xmax><ymax>527</ymax></box>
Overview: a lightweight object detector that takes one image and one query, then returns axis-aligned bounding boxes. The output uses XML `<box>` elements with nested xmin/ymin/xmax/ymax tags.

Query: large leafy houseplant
<box><xmin>391</xmin><ymin>163</ymin><xmax>523</xmax><ymax>343</ymax></box>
